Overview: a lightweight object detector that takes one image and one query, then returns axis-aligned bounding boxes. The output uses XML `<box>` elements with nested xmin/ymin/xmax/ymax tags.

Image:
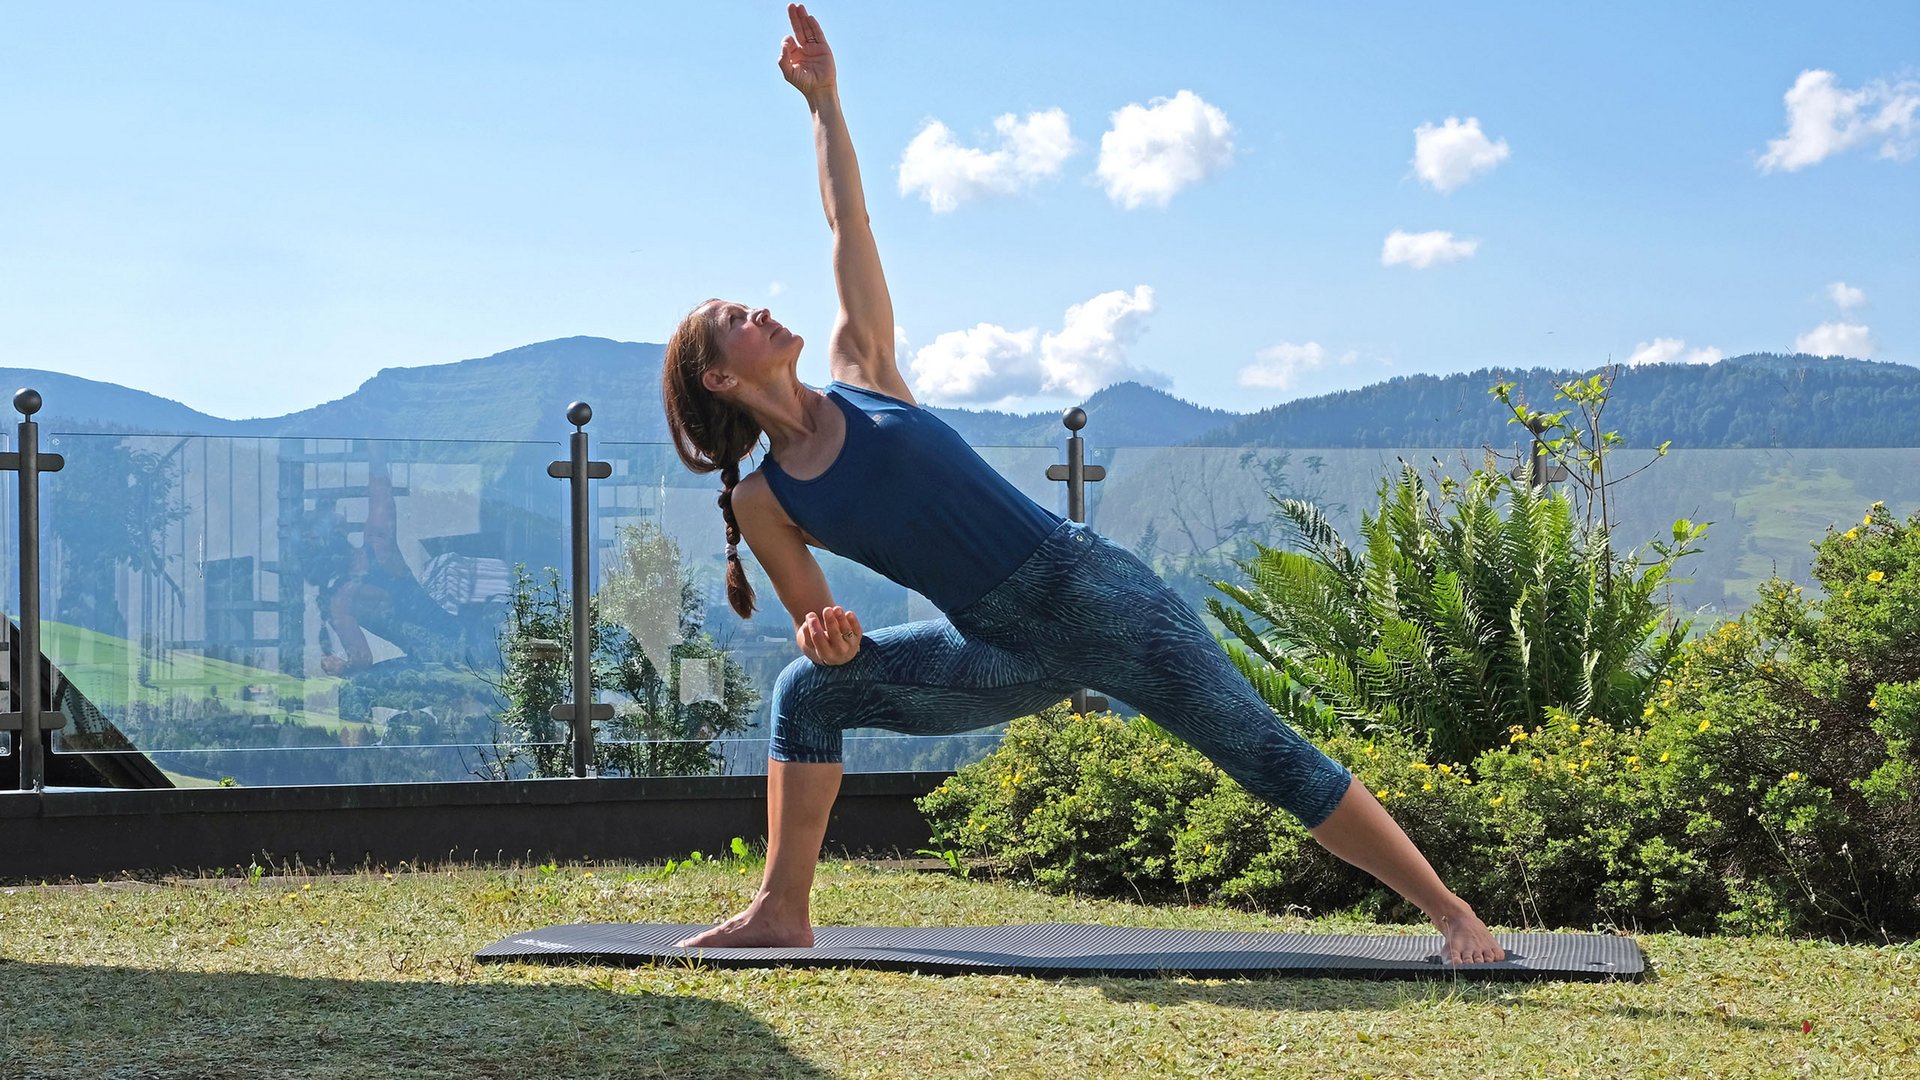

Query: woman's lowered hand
<box><xmin>797</xmin><ymin>604</ymin><xmax>862</xmax><ymax>665</ymax></box>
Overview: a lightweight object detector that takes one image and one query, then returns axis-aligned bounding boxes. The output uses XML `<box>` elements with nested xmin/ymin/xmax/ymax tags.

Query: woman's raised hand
<box><xmin>778</xmin><ymin>3</ymin><xmax>836</xmax><ymax>97</ymax></box>
<box><xmin>797</xmin><ymin>605</ymin><xmax>862</xmax><ymax>665</ymax></box>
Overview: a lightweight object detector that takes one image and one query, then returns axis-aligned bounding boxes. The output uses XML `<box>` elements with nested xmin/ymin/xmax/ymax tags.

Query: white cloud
<box><xmin>897</xmin><ymin>108</ymin><xmax>1077</xmax><ymax>213</ymax></box>
<box><xmin>1626</xmin><ymin>338</ymin><xmax>1723</xmax><ymax>367</ymax></box>
<box><xmin>1795</xmin><ymin>321</ymin><xmax>1875</xmax><ymax>357</ymax></box>
<box><xmin>768</xmin><ymin>280</ymin><xmax>786</xmax><ymax>297</ymax></box>
<box><xmin>908</xmin><ymin>324</ymin><xmax>1041</xmax><ymax>402</ymax></box>
<box><xmin>1412</xmin><ymin>116</ymin><xmax>1511</xmax><ymax>193</ymax></box>
<box><xmin>894</xmin><ymin>325</ymin><xmax>910</xmax><ymax>349</ymax></box>
<box><xmin>1757</xmin><ymin>70</ymin><xmax>1920</xmax><ymax>172</ymax></box>
<box><xmin>1096</xmin><ymin>90</ymin><xmax>1235</xmax><ymax>209</ymax></box>
<box><xmin>1381</xmin><ymin>229</ymin><xmax>1478</xmax><ymax>268</ymax></box>
<box><xmin>1041</xmin><ymin>286</ymin><xmax>1160</xmax><ymax>394</ymax></box>
<box><xmin>1827</xmin><ymin>281</ymin><xmax>1866</xmax><ymax>310</ymax></box>
<box><xmin>906</xmin><ymin>286</ymin><xmax>1167</xmax><ymax>406</ymax></box>
<box><xmin>1237</xmin><ymin>341</ymin><xmax>1328</xmax><ymax>392</ymax></box>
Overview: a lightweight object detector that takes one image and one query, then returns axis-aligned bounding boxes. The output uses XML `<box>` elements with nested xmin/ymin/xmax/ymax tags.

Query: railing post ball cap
<box><xmin>14</xmin><ymin>388</ymin><xmax>42</xmax><ymax>417</ymax></box>
<box><xmin>567</xmin><ymin>401</ymin><xmax>593</xmax><ymax>428</ymax></box>
<box><xmin>1063</xmin><ymin>407</ymin><xmax>1087</xmax><ymax>432</ymax></box>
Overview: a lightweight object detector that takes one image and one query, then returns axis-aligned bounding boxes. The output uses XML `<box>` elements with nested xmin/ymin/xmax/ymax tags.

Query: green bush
<box><xmin>917</xmin><ymin>702</ymin><xmax>1218</xmax><ymax>900</ymax></box>
<box><xmin>919</xmin><ymin>703</ymin><xmax>1725</xmax><ymax>932</ymax></box>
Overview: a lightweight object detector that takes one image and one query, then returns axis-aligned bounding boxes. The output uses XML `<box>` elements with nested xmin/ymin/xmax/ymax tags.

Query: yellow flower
<box><xmin>1510</xmin><ymin>730</ymin><xmax>1530</xmax><ymax>743</ymax></box>
<box><xmin>1869</xmin><ymin>697</ymin><xmax>1879</xmax><ymax>710</ymax></box>
<box><xmin>1643</xmin><ymin>705</ymin><xmax>1656</xmax><ymax>718</ymax></box>
<box><xmin>1844</xmin><ymin>528</ymin><xmax>1859</xmax><ymax>541</ymax></box>
<box><xmin>1863</xmin><ymin>514</ymin><xmax>1873</xmax><ymax>526</ymax></box>
<box><xmin>1868</xmin><ymin>570</ymin><xmax>1885</xmax><ymax>583</ymax></box>
<box><xmin>1662</xmin><ymin>679</ymin><xmax>1673</xmax><ymax>689</ymax></box>
<box><xmin>1786</xmin><ymin>771</ymin><xmax>1801</xmax><ymax>781</ymax></box>
<box><xmin>1375</xmin><ymin>787</ymin><xmax>1390</xmax><ymax>799</ymax></box>
<box><xmin>1422</xmin><ymin>783</ymin><xmax>1434</xmax><ymax>792</ymax></box>
<box><xmin>1625</xmin><ymin>755</ymin><xmax>1639</xmax><ymax>765</ymax></box>
<box><xmin>1489</xmin><ymin>795</ymin><xmax>1505</xmax><ymax>807</ymax></box>
<box><xmin>1697</xmin><ymin>719</ymin><xmax>1711</xmax><ymax>733</ymax></box>
<box><xmin>1569</xmin><ymin>722</ymin><xmax>1581</xmax><ymax>734</ymax></box>
<box><xmin>1437</xmin><ymin>763</ymin><xmax>1453</xmax><ymax>774</ymax></box>
<box><xmin>1659</xmin><ymin>751</ymin><xmax>1671</xmax><ymax>763</ymax></box>
<box><xmin>1413</xmin><ymin>762</ymin><xmax>1431</xmax><ymax>770</ymax></box>
<box><xmin>1580</xmin><ymin>737</ymin><xmax>1595</xmax><ymax>748</ymax></box>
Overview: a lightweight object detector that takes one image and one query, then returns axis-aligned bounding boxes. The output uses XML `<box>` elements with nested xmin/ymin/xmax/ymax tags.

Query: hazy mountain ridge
<box><xmin>5</xmin><ymin>340</ymin><xmax>1912</xmax><ymax>448</ymax></box>
<box><xmin>1182</xmin><ymin>353</ymin><xmax>1920</xmax><ymax>448</ymax></box>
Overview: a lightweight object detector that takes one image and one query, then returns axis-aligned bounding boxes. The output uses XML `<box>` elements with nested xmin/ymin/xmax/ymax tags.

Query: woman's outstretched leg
<box><xmin>1307</xmin><ymin>778</ymin><xmax>1503</xmax><ymax>963</ymax></box>
<box><xmin>1049</xmin><ymin>534</ymin><xmax>1507</xmax><ymax>963</ymax></box>
<box><xmin>675</xmin><ymin>759</ymin><xmax>842</xmax><ymax>947</ymax></box>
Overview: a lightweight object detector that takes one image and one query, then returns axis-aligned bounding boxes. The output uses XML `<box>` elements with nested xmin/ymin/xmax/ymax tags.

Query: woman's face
<box><xmin>702</xmin><ymin>300</ymin><xmax>803</xmax><ymax>395</ymax></box>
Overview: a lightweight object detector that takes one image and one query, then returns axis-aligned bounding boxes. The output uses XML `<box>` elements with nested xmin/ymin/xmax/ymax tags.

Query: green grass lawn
<box><xmin>2</xmin><ymin>857</ymin><xmax>1915</xmax><ymax>1079</ymax></box>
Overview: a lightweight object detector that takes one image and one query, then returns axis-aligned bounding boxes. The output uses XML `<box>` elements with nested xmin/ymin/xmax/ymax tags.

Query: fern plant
<box><xmin>1207</xmin><ymin>463</ymin><xmax>1706</xmax><ymax>765</ymax></box>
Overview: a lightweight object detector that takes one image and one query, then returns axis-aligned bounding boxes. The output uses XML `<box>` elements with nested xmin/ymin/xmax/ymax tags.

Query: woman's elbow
<box><xmin>826</xmin><ymin>208</ymin><xmax>871</xmax><ymax>233</ymax></box>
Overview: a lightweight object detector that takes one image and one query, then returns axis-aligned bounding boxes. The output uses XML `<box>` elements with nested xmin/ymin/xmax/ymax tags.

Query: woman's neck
<box><xmin>759</xmin><ymin>383</ymin><xmax>831</xmax><ymax>457</ymax></box>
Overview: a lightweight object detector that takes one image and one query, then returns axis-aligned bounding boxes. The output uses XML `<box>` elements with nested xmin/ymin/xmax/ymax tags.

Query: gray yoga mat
<box><xmin>475</xmin><ymin>922</ymin><xmax>1646</xmax><ymax>981</ymax></box>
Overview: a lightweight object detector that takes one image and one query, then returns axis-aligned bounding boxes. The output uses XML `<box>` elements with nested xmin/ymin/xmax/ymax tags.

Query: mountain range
<box><xmin>6</xmin><ymin>339</ymin><xmax>1916</xmax><ymax>448</ymax></box>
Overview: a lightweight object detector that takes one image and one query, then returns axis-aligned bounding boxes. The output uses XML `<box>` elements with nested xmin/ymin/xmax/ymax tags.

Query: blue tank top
<box><xmin>760</xmin><ymin>380</ymin><xmax>1066</xmax><ymax>613</ymax></box>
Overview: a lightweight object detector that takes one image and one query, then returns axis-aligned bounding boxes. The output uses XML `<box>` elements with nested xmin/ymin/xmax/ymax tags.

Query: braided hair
<box><xmin>662</xmin><ymin>299</ymin><xmax>764</xmax><ymax>619</ymax></box>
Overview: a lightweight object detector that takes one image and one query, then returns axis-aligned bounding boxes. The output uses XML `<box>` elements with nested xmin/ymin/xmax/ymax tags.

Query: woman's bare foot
<box><xmin>1430</xmin><ymin>899</ymin><xmax>1505</xmax><ymax>964</ymax></box>
<box><xmin>674</xmin><ymin>894</ymin><xmax>815</xmax><ymax>948</ymax></box>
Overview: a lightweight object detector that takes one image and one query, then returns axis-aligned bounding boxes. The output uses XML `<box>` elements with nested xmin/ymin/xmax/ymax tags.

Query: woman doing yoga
<box><xmin>661</xmin><ymin>5</ymin><xmax>1504</xmax><ymax>964</ymax></box>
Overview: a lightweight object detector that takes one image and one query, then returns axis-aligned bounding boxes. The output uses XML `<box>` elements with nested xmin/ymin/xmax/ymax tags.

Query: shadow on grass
<box><xmin>0</xmin><ymin>960</ymin><xmax>838</xmax><ymax>1080</ymax></box>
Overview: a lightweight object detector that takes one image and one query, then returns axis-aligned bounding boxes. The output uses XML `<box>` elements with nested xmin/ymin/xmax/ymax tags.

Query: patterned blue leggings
<box><xmin>769</xmin><ymin>518</ymin><xmax>1355</xmax><ymax>829</ymax></box>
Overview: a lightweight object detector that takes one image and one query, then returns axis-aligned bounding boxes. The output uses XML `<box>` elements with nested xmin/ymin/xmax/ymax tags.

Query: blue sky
<box><xmin>2</xmin><ymin>1</ymin><xmax>1914</xmax><ymax>419</ymax></box>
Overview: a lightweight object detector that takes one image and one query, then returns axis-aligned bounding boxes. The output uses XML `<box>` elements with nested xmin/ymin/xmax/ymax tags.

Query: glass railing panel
<box><xmin>36</xmin><ymin>433</ymin><xmax>565</xmax><ymax>787</ymax></box>
<box><xmin>26</xmin><ymin>429</ymin><xmax>1915</xmax><ymax>788</ymax></box>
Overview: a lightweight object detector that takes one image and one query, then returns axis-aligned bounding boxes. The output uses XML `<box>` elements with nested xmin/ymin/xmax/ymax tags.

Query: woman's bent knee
<box><xmin>770</xmin><ymin>654</ymin><xmax>855</xmax><ymax>764</ymax></box>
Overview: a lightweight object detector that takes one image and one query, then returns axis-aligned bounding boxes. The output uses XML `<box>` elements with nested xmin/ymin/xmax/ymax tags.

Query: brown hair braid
<box><xmin>662</xmin><ymin>299</ymin><xmax>763</xmax><ymax>619</ymax></box>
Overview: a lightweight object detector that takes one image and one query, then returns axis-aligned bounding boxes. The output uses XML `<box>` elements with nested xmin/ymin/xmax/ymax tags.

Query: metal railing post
<box><xmin>1046</xmin><ymin>407</ymin><xmax>1109</xmax><ymax>717</ymax></box>
<box><xmin>1</xmin><ymin>389</ymin><xmax>69</xmax><ymax>791</ymax></box>
<box><xmin>546</xmin><ymin>401</ymin><xmax>613</xmax><ymax>778</ymax></box>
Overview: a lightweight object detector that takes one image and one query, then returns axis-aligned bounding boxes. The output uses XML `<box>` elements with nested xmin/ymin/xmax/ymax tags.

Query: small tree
<box><xmin>596</xmin><ymin>520</ymin><xmax>760</xmax><ymax>777</ymax></box>
<box><xmin>491</xmin><ymin>522</ymin><xmax>759</xmax><ymax>779</ymax></box>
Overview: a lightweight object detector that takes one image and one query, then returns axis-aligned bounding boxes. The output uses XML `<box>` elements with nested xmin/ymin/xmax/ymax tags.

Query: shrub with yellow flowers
<box><xmin>1637</xmin><ymin>501</ymin><xmax>1920</xmax><ymax>937</ymax></box>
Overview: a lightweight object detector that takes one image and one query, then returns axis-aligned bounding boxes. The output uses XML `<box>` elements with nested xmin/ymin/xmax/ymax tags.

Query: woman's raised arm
<box><xmin>779</xmin><ymin>4</ymin><xmax>897</xmax><ymax>377</ymax></box>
